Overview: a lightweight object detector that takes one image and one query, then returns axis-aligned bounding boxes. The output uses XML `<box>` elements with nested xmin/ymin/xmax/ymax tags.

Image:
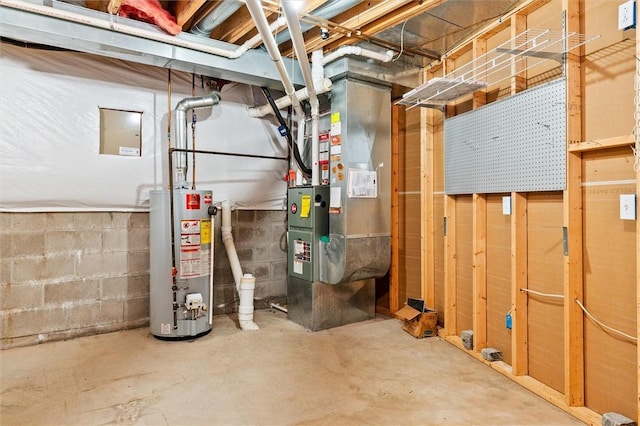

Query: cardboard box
<box><xmin>396</xmin><ymin>298</ymin><xmax>438</xmax><ymax>338</ymax></box>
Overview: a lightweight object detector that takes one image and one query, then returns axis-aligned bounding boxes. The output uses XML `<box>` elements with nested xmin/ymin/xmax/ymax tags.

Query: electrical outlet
<box><xmin>502</xmin><ymin>196</ymin><xmax>511</xmax><ymax>215</ymax></box>
<box><xmin>618</xmin><ymin>0</ymin><xmax>636</xmax><ymax>30</ymax></box>
<box><xmin>620</xmin><ymin>194</ymin><xmax>637</xmax><ymax>220</ymax></box>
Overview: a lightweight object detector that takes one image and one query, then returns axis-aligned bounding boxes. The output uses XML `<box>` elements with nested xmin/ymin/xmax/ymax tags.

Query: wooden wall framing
<box><xmin>389</xmin><ymin>0</ymin><xmax>639</xmax><ymax>423</ymax></box>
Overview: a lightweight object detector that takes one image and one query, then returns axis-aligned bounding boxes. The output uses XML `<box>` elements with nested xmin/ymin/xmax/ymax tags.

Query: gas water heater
<box><xmin>150</xmin><ymin>189</ymin><xmax>215</xmax><ymax>340</ymax></box>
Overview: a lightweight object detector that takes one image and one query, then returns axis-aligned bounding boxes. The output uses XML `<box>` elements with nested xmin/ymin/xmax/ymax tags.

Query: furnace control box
<box><xmin>287</xmin><ymin>186</ymin><xmax>329</xmax><ymax>282</ymax></box>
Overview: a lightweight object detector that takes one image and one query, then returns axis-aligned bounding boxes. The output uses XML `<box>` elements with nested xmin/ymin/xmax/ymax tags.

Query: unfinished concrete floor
<box><xmin>1</xmin><ymin>310</ymin><xmax>582</xmax><ymax>425</ymax></box>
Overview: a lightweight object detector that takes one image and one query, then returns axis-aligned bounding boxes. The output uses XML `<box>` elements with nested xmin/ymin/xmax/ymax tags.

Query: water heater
<box><xmin>149</xmin><ymin>189</ymin><xmax>214</xmax><ymax>340</ymax></box>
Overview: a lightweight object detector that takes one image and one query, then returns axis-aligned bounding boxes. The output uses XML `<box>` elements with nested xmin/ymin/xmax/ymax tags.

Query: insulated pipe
<box><xmin>0</xmin><ymin>0</ymin><xmax>274</xmax><ymax>59</ymax></box>
<box><xmin>221</xmin><ymin>200</ymin><xmax>258</xmax><ymax>331</ymax></box>
<box><xmin>283</xmin><ymin>0</ymin><xmax>320</xmax><ymax>186</ymax></box>
<box><xmin>322</xmin><ymin>46</ymin><xmax>394</xmax><ymax>65</ymax></box>
<box><xmin>174</xmin><ymin>92</ymin><xmax>221</xmax><ymax>186</ymax></box>
<box><xmin>247</xmin><ymin>78</ymin><xmax>333</xmax><ymax>118</ymax></box>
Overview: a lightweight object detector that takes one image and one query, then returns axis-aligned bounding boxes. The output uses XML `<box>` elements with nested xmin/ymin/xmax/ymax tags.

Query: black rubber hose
<box><xmin>261</xmin><ymin>87</ymin><xmax>312</xmax><ymax>178</ymax></box>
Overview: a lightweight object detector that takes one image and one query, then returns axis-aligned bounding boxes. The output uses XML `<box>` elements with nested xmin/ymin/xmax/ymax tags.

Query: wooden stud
<box><xmin>473</xmin><ymin>38</ymin><xmax>488</xmax><ymax>109</ymax></box>
<box><xmin>423</xmin><ymin>69</ymin><xmax>436</xmax><ymax>309</ymax></box>
<box><xmin>511</xmin><ymin>192</ymin><xmax>528</xmax><ymax>376</ymax></box>
<box><xmin>562</xmin><ymin>0</ymin><xmax>585</xmax><ymax>408</ymax></box>
<box><xmin>472</xmin><ymin>194</ymin><xmax>487</xmax><ymax>351</ymax></box>
<box><xmin>636</xmin><ymin>0</ymin><xmax>640</xmax><ymax>421</ymax></box>
<box><xmin>390</xmin><ymin>105</ymin><xmax>401</xmax><ymax>314</ymax></box>
<box><xmin>445</xmin><ymin>58</ymin><xmax>456</xmax><ymax>118</ymax></box>
<box><xmin>510</xmin><ymin>14</ymin><xmax>528</xmax><ymax>95</ymax></box>
<box><xmin>444</xmin><ymin>195</ymin><xmax>457</xmax><ymax>336</ymax></box>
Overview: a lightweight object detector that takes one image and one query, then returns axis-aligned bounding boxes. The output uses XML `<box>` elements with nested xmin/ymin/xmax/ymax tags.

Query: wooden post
<box><xmin>423</xmin><ymin>69</ymin><xmax>436</xmax><ymax>309</ymax></box>
<box><xmin>444</xmin><ymin>195</ymin><xmax>457</xmax><ymax>335</ymax></box>
<box><xmin>473</xmin><ymin>38</ymin><xmax>488</xmax><ymax>109</ymax></box>
<box><xmin>511</xmin><ymin>13</ymin><xmax>528</xmax><ymax>95</ymax></box>
<box><xmin>390</xmin><ymin>105</ymin><xmax>401</xmax><ymax>314</ymax></box>
<box><xmin>511</xmin><ymin>192</ymin><xmax>528</xmax><ymax>375</ymax></box>
<box><xmin>445</xmin><ymin>58</ymin><xmax>456</xmax><ymax>118</ymax></box>
<box><xmin>473</xmin><ymin>194</ymin><xmax>487</xmax><ymax>351</ymax></box>
<box><xmin>636</xmin><ymin>0</ymin><xmax>640</xmax><ymax>420</ymax></box>
<box><xmin>562</xmin><ymin>0</ymin><xmax>584</xmax><ymax>407</ymax></box>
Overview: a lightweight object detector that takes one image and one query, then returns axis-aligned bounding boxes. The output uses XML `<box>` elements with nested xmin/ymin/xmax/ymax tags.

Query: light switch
<box><xmin>619</xmin><ymin>0</ymin><xmax>636</xmax><ymax>30</ymax></box>
<box><xmin>502</xmin><ymin>196</ymin><xmax>511</xmax><ymax>215</ymax></box>
<box><xmin>620</xmin><ymin>194</ymin><xmax>636</xmax><ymax>220</ymax></box>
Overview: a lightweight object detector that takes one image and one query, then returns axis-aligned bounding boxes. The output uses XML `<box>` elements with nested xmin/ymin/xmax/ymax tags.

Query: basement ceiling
<box><xmin>76</xmin><ymin>0</ymin><xmax>523</xmax><ymax>62</ymax></box>
<box><xmin>1</xmin><ymin>0</ymin><xmax>527</xmax><ymax>92</ymax></box>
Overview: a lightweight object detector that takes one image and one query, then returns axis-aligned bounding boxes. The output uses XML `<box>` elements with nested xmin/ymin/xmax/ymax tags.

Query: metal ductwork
<box><xmin>274</xmin><ymin>0</ymin><xmax>364</xmax><ymax>45</ymax></box>
<box><xmin>190</xmin><ymin>0</ymin><xmax>243</xmax><ymax>38</ymax></box>
<box><xmin>174</xmin><ymin>92</ymin><xmax>221</xmax><ymax>186</ymax></box>
<box><xmin>319</xmin><ymin>72</ymin><xmax>391</xmax><ymax>285</ymax></box>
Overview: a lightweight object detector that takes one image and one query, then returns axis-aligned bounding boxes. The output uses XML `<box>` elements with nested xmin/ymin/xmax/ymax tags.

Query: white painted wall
<box><xmin>0</xmin><ymin>42</ymin><xmax>288</xmax><ymax>211</ymax></box>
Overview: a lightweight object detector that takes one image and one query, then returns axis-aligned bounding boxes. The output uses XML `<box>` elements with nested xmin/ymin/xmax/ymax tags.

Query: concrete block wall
<box><xmin>1</xmin><ymin>209</ymin><xmax>288</xmax><ymax>349</ymax></box>
<box><xmin>212</xmin><ymin>209</ymin><xmax>288</xmax><ymax>313</ymax></box>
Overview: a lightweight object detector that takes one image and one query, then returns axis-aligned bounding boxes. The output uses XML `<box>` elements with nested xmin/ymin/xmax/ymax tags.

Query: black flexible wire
<box><xmin>261</xmin><ymin>87</ymin><xmax>312</xmax><ymax>178</ymax></box>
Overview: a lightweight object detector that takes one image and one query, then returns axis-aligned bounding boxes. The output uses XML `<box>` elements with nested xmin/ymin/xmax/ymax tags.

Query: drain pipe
<box><xmin>322</xmin><ymin>46</ymin><xmax>394</xmax><ymax>65</ymax></box>
<box><xmin>174</xmin><ymin>92</ymin><xmax>221</xmax><ymax>187</ymax></box>
<box><xmin>283</xmin><ymin>1</ymin><xmax>319</xmax><ymax>185</ymax></box>
<box><xmin>245</xmin><ymin>0</ymin><xmax>310</xmax><ymax>183</ymax></box>
<box><xmin>221</xmin><ymin>200</ymin><xmax>258</xmax><ymax>331</ymax></box>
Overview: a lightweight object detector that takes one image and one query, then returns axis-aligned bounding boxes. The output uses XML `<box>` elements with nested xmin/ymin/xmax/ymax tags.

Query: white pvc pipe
<box><xmin>247</xmin><ymin>78</ymin><xmax>333</xmax><ymax>118</ymax></box>
<box><xmin>238</xmin><ymin>274</ymin><xmax>259</xmax><ymax>330</ymax></box>
<box><xmin>245</xmin><ymin>0</ymin><xmax>305</xmax><ymax>120</ymax></box>
<box><xmin>0</xmin><ymin>0</ymin><xmax>278</xmax><ymax>59</ymax></box>
<box><xmin>221</xmin><ymin>200</ymin><xmax>243</xmax><ymax>291</ymax></box>
<box><xmin>322</xmin><ymin>45</ymin><xmax>394</xmax><ymax>65</ymax></box>
<box><xmin>283</xmin><ymin>0</ymin><xmax>320</xmax><ymax>186</ymax></box>
<box><xmin>221</xmin><ymin>200</ymin><xmax>258</xmax><ymax>331</ymax></box>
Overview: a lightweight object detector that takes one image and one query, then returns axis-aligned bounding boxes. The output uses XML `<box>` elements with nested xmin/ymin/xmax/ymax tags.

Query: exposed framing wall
<box><xmin>390</xmin><ymin>0</ymin><xmax>639</xmax><ymax>423</ymax></box>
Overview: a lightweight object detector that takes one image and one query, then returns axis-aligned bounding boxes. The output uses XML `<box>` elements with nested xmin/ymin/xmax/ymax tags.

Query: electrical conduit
<box><xmin>221</xmin><ymin>200</ymin><xmax>258</xmax><ymax>331</ymax></box>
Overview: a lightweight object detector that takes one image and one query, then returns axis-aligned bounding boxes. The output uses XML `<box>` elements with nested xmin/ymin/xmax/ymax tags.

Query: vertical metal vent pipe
<box><xmin>174</xmin><ymin>92</ymin><xmax>220</xmax><ymax>187</ymax></box>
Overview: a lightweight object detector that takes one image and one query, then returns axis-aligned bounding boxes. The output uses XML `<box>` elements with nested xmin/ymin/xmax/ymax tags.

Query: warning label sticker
<box><xmin>201</xmin><ymin>219</ymin><xmax>211</xmax><ymax>244</ymax></box>
<box><xmin>181</xmin><ymin>220</ymin><xmax>200</xmax><ymax>234</ymax></box>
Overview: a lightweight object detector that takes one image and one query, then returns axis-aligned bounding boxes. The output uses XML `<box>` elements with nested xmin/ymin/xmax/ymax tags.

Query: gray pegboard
<box><xmin>445</xmin><ymin>78</ymin><xmax>566</xmax><ymax>194</ymax></box>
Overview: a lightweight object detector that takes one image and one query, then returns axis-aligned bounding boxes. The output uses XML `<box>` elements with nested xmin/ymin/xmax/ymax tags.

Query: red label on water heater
<box><xmin>186</xmin><ymin>194</ymin><xmax>200</xmax><ymax>210</ymax></box>
<box><xmin>204</xmin><ymin>194</ymin><xmax>212</xmax><ymax>204</ymax></box>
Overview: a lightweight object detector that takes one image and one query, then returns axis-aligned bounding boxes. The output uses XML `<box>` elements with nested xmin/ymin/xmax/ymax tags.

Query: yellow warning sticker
<box><xmin>331</xmin><ymin>112</ymin><xmax>341</xmax><ymax>123</ymax></box>
<box><xmin>201</xmin><ymin>219</ymin><xmax>212</xmax><ymax>244</ymax></box>
<box><xmin>300</xmin><ymin>195</ymin><xmax>311</xmax><ymax>218</ymax></box>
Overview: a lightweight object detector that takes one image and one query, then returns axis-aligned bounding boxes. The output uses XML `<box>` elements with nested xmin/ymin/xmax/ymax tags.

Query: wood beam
<box><xmin>473</xmin><ymin>38</ymin><xmax>487</xmax><ymax>109</ymax></box>
<box><xmin>423</xmin><ymin>70</ymin><xmax>436</xmax><ymax>309</ymax></box>
<box><xmin>391</xmin><ymin>104</ymin><xmax>402</xmax><ymax>314</ymax></box>
<box><xmin>511</xmin><ymin>192</ymin><xmax>528</xmax><ymax>376</ymax></box>
<box><xmin>444</xmin><ymin>195</ymin><xmax>457</xmax><ymax>336</ymax></box>
<box><xmin>562</xmin><ymin>0</ymin><xmax>584</xmax><ymax>408</ymax></box>
<box><xmin>445</xmin><ymin>58</ymin><xmax>456</xmax><ymax>118</ymax></box>
<box><xmin>473</xmin><ymin>194</ymin><xmax>487</xmax><ymax>351</ymax></box>
<box><xmin>446</xmin><ymin>0</ymin><xmax>552</xmax><ymax>60</ymax></box>
<box><xmin>636</xmin><ymin>0</ymin><xmax>640</xmax><ymax>421</ymax></box>
<box><xmin>510</xmin><ymin>13</ymin><xmax>528</xmax><ymax>95</ymax></box>
<box><xmin>318</xmin><ymin>0</ymin><xmax>444</xmax><ymax>54</ymax></box>
<box><xmin>173</xmin><ymin>0</ymin><xmax>208</xmax><ymax>28</ymax></box>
